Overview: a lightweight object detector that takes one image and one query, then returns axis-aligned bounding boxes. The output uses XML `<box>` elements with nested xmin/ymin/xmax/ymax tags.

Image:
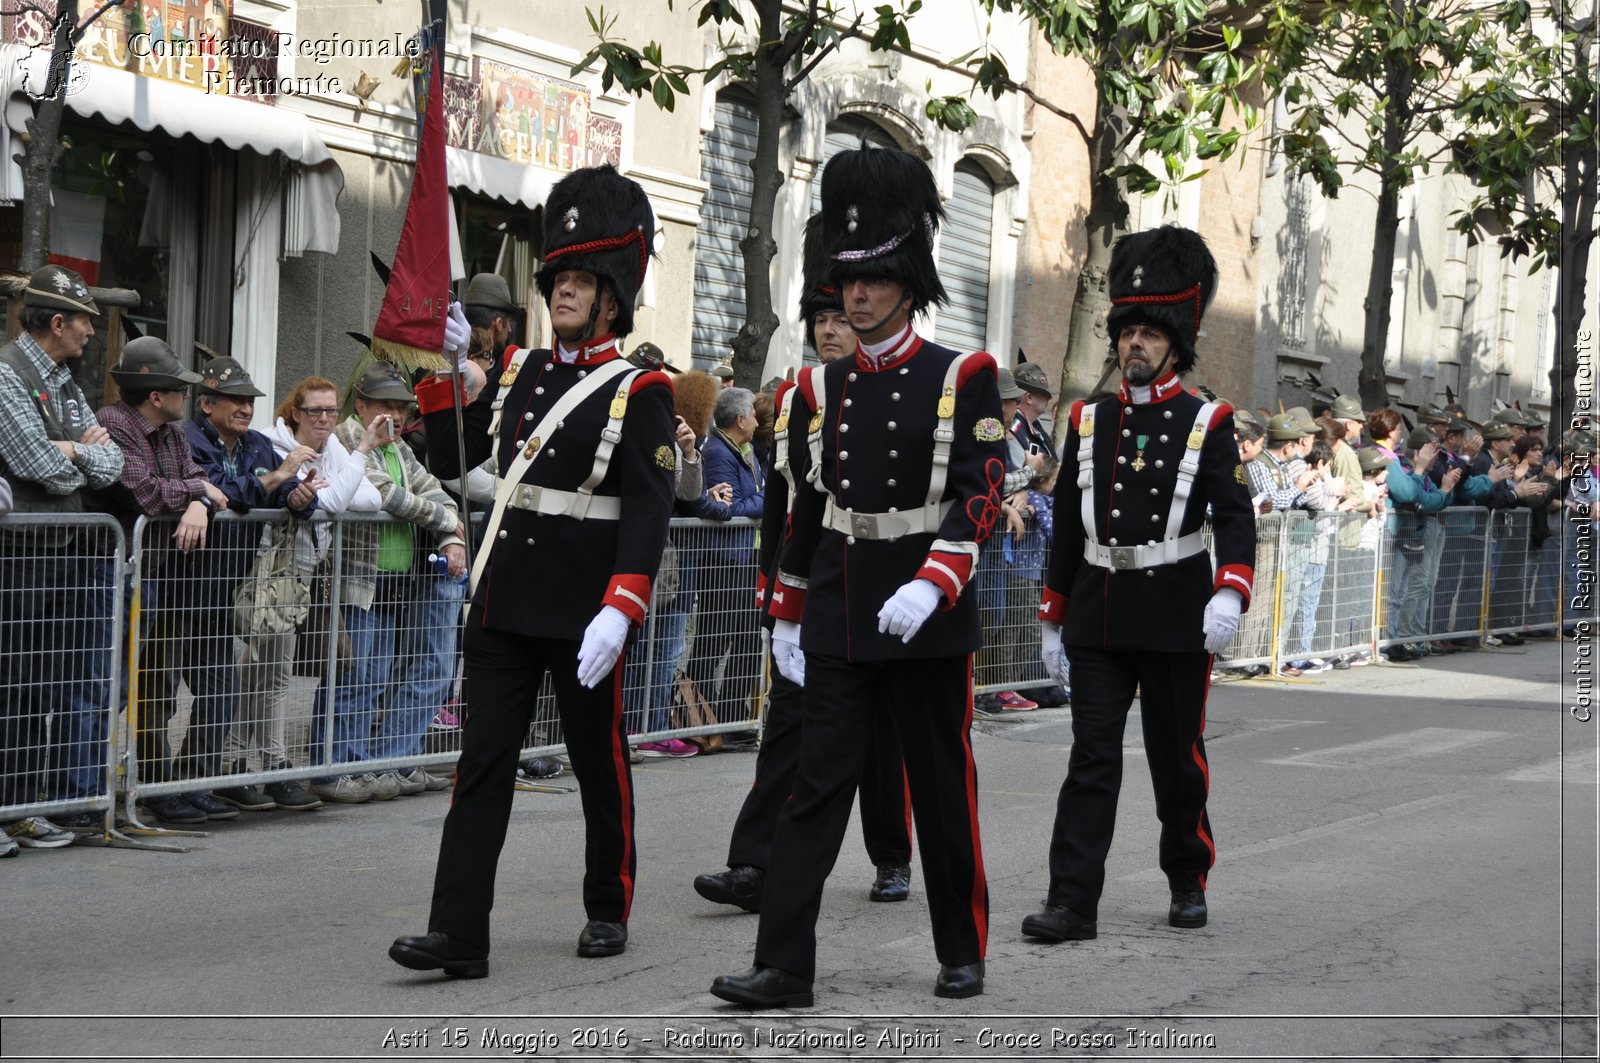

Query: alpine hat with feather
<box><xmin>534</xmin><ymin>164</ymin><xmax>655</xmax><ymax>339</ymax></box>
<box><xmin>819</xmin><ymin>145</ymin><xmax>946</xmax><ymax>317</ymax></box>
<box><xmin>1105</xmin><ymin>224</ymin><xmax>1218</xmax><ymax>375</ymax></box>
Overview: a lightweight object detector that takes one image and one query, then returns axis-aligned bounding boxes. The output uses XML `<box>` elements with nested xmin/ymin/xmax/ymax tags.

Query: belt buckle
<box><xmin>1108</xmin><ymin>546</ymin><xmax>1136</xmax><ymax>570</ymax></box>
<box><xmin>852</xmin><ymin>513</ymin><xmax>876</xmax><ymax>538</ymax></box>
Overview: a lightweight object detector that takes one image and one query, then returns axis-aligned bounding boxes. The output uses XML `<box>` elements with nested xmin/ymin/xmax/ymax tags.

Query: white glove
<box><xmin>771</xmin><ymin>619</ymin><xmax>806</xmax><ymax>685</ymax></box>
<box><xmin>443</xmin><ymin>300</ymin><xmax>471</xmax><ymax>371</ymax></box>
<box><xmin>1201</xmin><ymin>588</ymin><xmax>1245</xmax><ymax>655</ymax></box>
<box><xmin>1040</xmin><ymin>621</ymin><xmax>1067</xmax><ymax>686</ymax></box>
<box><xmin>876</xmin><ymin>578</ymin><xmax>943</xmax><ymax>644</ymax></box>
<box><xmin>576</xmin><ymin>605</ymin><xmax>631</xmax><ymax>688</ymax></box>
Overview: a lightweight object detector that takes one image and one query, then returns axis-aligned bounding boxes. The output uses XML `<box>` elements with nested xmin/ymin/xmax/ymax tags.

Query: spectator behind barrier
<box><xmin>94</xmin><ymin>338</ymin><xmax>228</xmax><ymax>826</ymax></box>
<box><xmin>138</xmin><ymin>355</ymin><xmax>317</xmax><ymax>825</ymax></box>
<box><xmin>218</xmin><ymin>377</ymin><xmax>385</xmax><ymax>812</ymax></box>
<box><xmin>1369</xmin><ymin>408</ymin><xmax>1455</xmax><ymax>661</ymax></box>
<box><xmin>0</xmin><ymin>266</ymin><xmax>123</xmax><ymax>851</ymax></box>
<box><xmin>311</xmin><ymin>361</ymin><xmax>465</xmax><ymax>804</ymax></box>
<box><xmin>686</xmin><ymin>387</ymin><xmax>767</xmax><ymax>726</ymax></box>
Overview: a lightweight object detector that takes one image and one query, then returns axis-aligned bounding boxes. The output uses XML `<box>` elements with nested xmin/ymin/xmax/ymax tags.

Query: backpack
<box><xmin>232</xmin><ymin>522</ymin><xmax>312</xmax><ymax>636</ymax></box>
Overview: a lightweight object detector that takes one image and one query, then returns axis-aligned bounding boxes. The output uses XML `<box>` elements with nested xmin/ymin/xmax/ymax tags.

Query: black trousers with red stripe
<box><xmin>1048</xmin><ymin>646</ymin><xmax>1214</xmax><ymax>918</ymax></box>
<box><xmin>753</xmin><ymin>653</ymin><xmax>987</xmax><ymax>980</ymax></box>
<box><xmin>726</xmin><ymin>669</ymin><xmax>912</xmax><ymax>871</ymax></box>
<box><xmin>428</xmin><ymin>622</ymin><xmax>636</xmax><ymax>953</ymax></box>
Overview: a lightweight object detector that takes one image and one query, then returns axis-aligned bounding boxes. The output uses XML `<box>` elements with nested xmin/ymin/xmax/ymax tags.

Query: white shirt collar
<box><xmin>858</xmin><ymin>324</ymin><xmax>913</xmax><ymax>366</ymax></box>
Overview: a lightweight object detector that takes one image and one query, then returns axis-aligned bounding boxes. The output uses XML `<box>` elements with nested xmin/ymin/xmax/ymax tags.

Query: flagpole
<box><xmin>449</xmin><ymin>329</ymin><xmax>473</xmax><ymax>576</ymax></box>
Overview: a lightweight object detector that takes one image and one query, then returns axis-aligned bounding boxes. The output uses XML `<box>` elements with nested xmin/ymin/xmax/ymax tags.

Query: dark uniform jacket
<box><xmin>471</xmin><ymin>336</ymin><xmax>676</xmax><ymax>641</ymax></box>
<box><xmin>416</xmin><ymin>346</ymin><xmax>506</xmax><ymax>505</ymax></box>
<box><xmin>1041</xmin><ymin>372</ymin><xmax>1255</xmax><ymax>653</ymax></box>
<box><xmin>768</xmin><ymin>332</ymin><xmax>1006</xmax><ymax>661</ymax></box>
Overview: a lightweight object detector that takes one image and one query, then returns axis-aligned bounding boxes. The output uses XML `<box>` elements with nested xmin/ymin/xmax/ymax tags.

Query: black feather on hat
<box><xmin>820</xmin><ymin>146</ymin><xmax>946</xmax><ymax>314</ymax></box>
<box><xmin>534</xmin><ymin>164</ymin><xmax>655</xmax><ymax>338</ymax></box>
<box><xmin>1105</xmin><ymin>224</ymin><xmax>1218</xmax><ymax>375</ymax></box>
<box><xmin>798</xmin><ymin>211</ymin><xmax>842</xmax><ymax>340</ymax></box>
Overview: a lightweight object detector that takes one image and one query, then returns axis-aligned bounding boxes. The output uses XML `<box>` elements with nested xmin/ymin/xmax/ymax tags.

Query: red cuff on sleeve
<box><xmin>767</xmin><ymin>579</ymin><xmax>806</xmax><ymax>622</ymax></box>
<box><xmin>1215</xmin><ymin>564</ymin><xmax>1254</xmax><ymax>610</ymax></box>
<box><xmin>414</xmin><ymin>373</ymin><xmax>464</xmax><ymax>416</ymax></box>
<box><xmin>603</xmin><ymin>574</ymin><xmax>653</xmax><ymax>626</ymax></box>
<box><xmin>1039</xmin><ymin>587</ymin><xmax>1067</xmax><ymax>623</ymax></box>
<box><xmin>755</xmin><ymin>570</ymin><xmax>768</xmax><ymax>607</ymax></box>
<box><xmin>917</xmin><ymin>550</ymin><xmax>974</xmax><ymax>607</ymax></box>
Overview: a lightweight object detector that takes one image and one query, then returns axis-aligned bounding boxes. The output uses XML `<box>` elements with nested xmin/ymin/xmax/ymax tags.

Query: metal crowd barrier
<box><xmin>2</xmin><ymin>501</ymin><xmax>1587</xmax><ymax>847</ymax></box>
<box><xmin>0</xmin><ymin>513</ymin><xmax>125</xmax><ymax>843</ymax></box>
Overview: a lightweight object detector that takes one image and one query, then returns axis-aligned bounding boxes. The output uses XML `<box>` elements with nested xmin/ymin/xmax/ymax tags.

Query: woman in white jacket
<box><xmin>218</xmin><ymin>377</ymin><xmax>383</xmax><ymax>811</ymax></box>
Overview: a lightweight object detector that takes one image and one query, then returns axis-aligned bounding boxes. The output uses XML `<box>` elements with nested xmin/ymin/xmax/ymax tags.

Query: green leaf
<box><xmin>651</xmin><ymin>76</ymin><xmax>675</xmax><ymax>111</ymax></box>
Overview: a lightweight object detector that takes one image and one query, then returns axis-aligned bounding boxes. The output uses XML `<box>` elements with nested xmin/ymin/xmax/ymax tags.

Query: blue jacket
<box><xmin>692</xmin><ymin>430</ymin><xmax>765</xmax><ymax>564</ymax></box>
<box><xmin>180</xmin><ymin>417</ymin><xmax>314</xmax><ymax>603</ymax></box>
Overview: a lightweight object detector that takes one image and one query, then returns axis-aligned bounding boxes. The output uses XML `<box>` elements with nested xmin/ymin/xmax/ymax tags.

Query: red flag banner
<box><xmin>371</xmin><ymin>58</ymin><xmax>450</xmax><ymax>370</ymax></box>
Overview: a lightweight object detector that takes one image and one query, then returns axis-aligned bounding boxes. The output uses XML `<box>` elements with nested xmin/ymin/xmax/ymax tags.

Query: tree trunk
<box><xmin>728</xmin><ymin>0</ymin><xmax>785</xmax><ymax>391</ymax></box>
<box><xmin>1356</xmin><ymin>41</ymin><xmax>1411</xmax><ymax>412</ymax></box>
<box><xmin>1552</xmin><ymin>29</ymin><xmax>1598</xmax><ymax>435</ymax></box>
<box><xmin>1057</xmin><ymin>97</ymin><xmax>1130</xmax><ymax>433</ymax></box>
<box><xmin>16</xmin><ymin>1</ymin><xmax>80</xmax><ymax>272</ymax></box>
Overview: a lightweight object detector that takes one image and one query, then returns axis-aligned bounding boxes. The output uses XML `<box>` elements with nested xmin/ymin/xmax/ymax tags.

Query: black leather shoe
<box><xmin>693</xmin><ymin>865</ymin><xmax>764</xmax><ymax>912</ymax></box>
<box><xmin>1021</xmin><ymin>904</ymin><xmax>1097</xmax><ymax>942</ymax></box>
<box><xmin>709</xmin><ymin>965</ymin><xmax>814</xmax><ymax>1008</ymax></box>
<box><xmin>869</xmin><ymin>862</ymin><xmax>911</xmax><ymax>902</ymax></box>
<box><xmin>1168</xmin><ymin>890</ymin><xmax>1208</xmax><ymax>928</ymax></box>
<box><xmin>934</xmin><ymin>961</ymin><xmax>984</xmax><ymax>998</ymax></box>
<box><xmin>388</xmin><ymin>932</ymin><xmax>488</xmax><ymax>978</ymax></box>
<box><xmin>576</xmin><ymin>920</ymin><xmax>627</xmax><ymax>957</ymax></box>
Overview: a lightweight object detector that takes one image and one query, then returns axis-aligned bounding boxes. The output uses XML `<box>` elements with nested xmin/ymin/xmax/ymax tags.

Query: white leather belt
<box><xmin>508</xmin><ymin>483</ymin><xmax>622</xmax><ymax>521</ymax></box>
<box><xmin>823</xmin><ymin>498</ymin><xmax>953</xmax><ymax>540</ymax></box>
<box><xmin>1084</xmin><ymin>530</ymin><xmax>1206</xmax><ymax>570</ymax></box>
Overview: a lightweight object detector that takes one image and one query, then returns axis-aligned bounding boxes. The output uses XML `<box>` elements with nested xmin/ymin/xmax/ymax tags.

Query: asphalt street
<box><xmin>1</xmin><ymin>640</ymin><xmax>1594</xmax><ymax>1062</ymax></box>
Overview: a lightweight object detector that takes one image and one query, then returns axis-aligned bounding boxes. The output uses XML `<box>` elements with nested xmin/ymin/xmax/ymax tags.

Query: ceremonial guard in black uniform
<box><xmin>710</xmin><ymin>147</ymin><xmax>1002</xmax><ymax>1008</ymax></box>
<box><xmin>390</xmin><ymin>165</ymin><xmax>676</xmax><ymax>978</ymax></box>
<box><xmin>1024</xmin><ymin>225</ymin><xmax>1256</xmax><ymax>943</ymax></box>
<box><xmin>692</xmin><ymin>213</ymin><xmax>914</xmax><ymax>915</ymax></box>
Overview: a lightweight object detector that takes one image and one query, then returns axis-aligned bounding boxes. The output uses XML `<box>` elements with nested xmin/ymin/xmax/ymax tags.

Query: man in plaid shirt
<box><xmin>0</xmin><ymin>266</ymin><xmax>123</xmax><ymax>850</ymax></box>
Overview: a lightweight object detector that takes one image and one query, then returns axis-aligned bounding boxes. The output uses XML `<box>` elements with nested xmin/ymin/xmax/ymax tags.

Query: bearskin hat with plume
<box><xmin>819</xmin><ymin>146</ymin><xmax>946</xmax><ymax>314</ymax></box>
<box><xmin>798</xmin><ymin>211</ymin><xmax>843</xmax><ymax>342</ymax></box>
<box><xmin>534</xmin><ymin>164</ymin><xmax>655</xmax><ymax>338</ymax></box>
<box><xmin>1105</xmin><ymin>224</ymin><xmax>1218</xmax><ymax>375</ymax></box>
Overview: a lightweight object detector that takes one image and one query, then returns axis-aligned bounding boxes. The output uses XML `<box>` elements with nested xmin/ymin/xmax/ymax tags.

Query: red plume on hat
<box><xmin>1105</xmin><ymin>225</ymin><xmax>1218</xmax><ymax>374</ymax></box>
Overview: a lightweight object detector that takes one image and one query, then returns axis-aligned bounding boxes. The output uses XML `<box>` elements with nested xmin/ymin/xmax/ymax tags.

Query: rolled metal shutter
<box><xmin>692</xmin><ymin>94</ymin><xmax>759</xmax><ymax>369</ymax></box>
<box><xmin>934</xmin><ymin>160</ymin><xmax>994</xmax><ymax>354</ymax></box>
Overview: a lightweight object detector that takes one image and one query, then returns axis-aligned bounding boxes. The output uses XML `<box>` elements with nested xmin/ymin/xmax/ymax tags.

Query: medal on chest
<box><xmin>1131</xmin><ymin>435</ymin><xmax>1149</xmax><ymax>473</ymax></box>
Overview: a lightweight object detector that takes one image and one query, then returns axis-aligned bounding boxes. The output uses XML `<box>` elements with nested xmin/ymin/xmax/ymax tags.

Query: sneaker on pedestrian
<box><xmin>431</xmin><ymin>699</ymin><xmax>462</xmax><ymax>731</ymax></box>
<box><xmin>995</xmin><ymin>691</ymin><xmax>1039</xmax><ymax>711</ymax></box>
<box><xmin>973</xmin><ymin>692</ymin><xmax>1002</xmax><ymax>716</ymax></box>
<box><xmin>1277</xmin><ymin>664</ymin><xmax>1304</xmax><ymax>677</ymax></box>
<box><xmin>140</xmin><ymin>793</ymin><xmax>209</xmax><ymax>824</ymax></box>
<box><xmin>420</xmin><ymin>769</ymin><xmax>452</xmax><ymax>791</ymax></box>
<box><xmin>310</xmin><ymin>775</ymin><xmax>373</xmax><ymax>804</ymax></box>
<box><xmin>517</xmin><ymin>757</ymin><xmax>564</xmax><ymax>779</ymax></box>
<box><xmin>0</xmin><ymin>833</ymin><xmax>16</xmax><ymax>857</ymax></box>
<box><xmin>1300</xmin><ymin>658</ymin><xmax>1332</xmax><ymax>674</ymax></box>
<box><xmin>1331</xmin><ymin>655</ymin><xmax>1352</xmax><ymax>670</ymax></box>
<box><xmin>1482</xmin><ymin>634</ymin><xmax>1504</xmax><ymax>648</ymax></box>
<box><xmin>393</xmin><ymin>768</ymin><xmax>430</xmax><ymax>796</ymax></box>
<box><xmin>264</xmin><ymin>780</ymin><xmax>323</xmax><ymax>811</ymax></box>
<box><xmin>637</xmin><ymin>739</ymin><xmax>700</xmax><ymax>758</ymax></box>
<box><xmin>185</xmin><ymin>791</ymin><xmax>241</xmax><ymax>820</ymax></box>
<box><xmin>364</xmin><ymin>771</ymin><xmax>401</xmax><ymax>801</ymax></box>
<box><xmin>214</xmin><ymin>782</ymin><xmax>276</xmax><ymax>812</ymax></box>
<box><xmin>3</xmin><ymin>816</ymin><xmax>76</xmax><ymax>849</ymax></box>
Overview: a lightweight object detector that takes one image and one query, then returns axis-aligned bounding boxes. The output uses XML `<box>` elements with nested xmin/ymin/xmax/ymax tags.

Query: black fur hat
<box><xmin>534</xmin><ymin>165</ymin><xmax>654</xmax><ymax>338</ymax></box>
<box><xmin>798</xmin><ymin>212</ymin><xmax>843</xmax><ymax>341</ymax></box>
<box><xmin>1105</xmin><ymin>224</ymin><xmax>1218</xmax><ymax>374</ymax></box>
<box><xmin>820</xmin><ymin>146</ymin><xmax>946</xmax><ymax>314</ymax></box>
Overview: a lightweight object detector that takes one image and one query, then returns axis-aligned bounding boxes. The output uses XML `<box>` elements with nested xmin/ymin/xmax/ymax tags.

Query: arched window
<box><xmin>934</xmin><ymin>159</ymin><xmax>994</xmax><ymax>354</ymax></box>
<box><xmin>691</xmin><ymin>91</ymin><xmax>759</xmax><ymax>369</ymax></box>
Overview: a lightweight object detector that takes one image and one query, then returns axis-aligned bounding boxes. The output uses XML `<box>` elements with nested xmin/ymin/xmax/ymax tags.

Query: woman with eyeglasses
<box><xmin>220</xmin><ymin>376</ymin><xmax>382</xmax><ymax>811</ymax></box>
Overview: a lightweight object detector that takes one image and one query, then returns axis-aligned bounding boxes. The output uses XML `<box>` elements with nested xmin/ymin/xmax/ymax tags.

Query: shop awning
<box><xmin>2</xmin><ymin>43</ymin><xmax>342</xmax><ymax>251</ymax></box>
<box><xmin>446</xmin><ymin>147</ymin><xmax>560</xmax><ymax>212</ymax></box>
